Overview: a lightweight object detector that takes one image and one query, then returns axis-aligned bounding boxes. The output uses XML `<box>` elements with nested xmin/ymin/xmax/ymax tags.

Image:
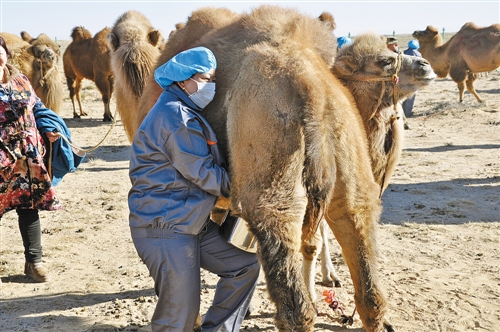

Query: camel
<box><xmin>302</xmin><ymin>33</ymin><xmax>437</xmax><ymax>303</ymax></box>
<box><xmin>106</xmin><ymin>10</ymin><xmax>165</xmax><ymax>141</ymax></box>
<box><xmin>412</xmin><ymin>23</ymin><xmax>500</xmax><ymax>102</ymax></box>
<box><xmin>129</xmin><ymin>6</ymin><xmax>402</xmax><ymax>331</ymax></box>
<box><xmin>63</xmin><ymin>26</ymin><xmax>114</xmax><ymax>121</ymax></box>
<box><xmin>0</xmin><ymin>31</ymin><xmax>63</xmax><ymax>114</ymax></box>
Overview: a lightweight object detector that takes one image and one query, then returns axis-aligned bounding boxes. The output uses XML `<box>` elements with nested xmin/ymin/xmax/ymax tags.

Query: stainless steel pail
<box><xmin>220</xmin><ymin>215</ymin><xmax>258</xmax><ymax>253</ymax></box>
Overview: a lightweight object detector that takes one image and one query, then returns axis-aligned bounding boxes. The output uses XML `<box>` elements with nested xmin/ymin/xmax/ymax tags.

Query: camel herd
<box><xmin>1</xmin><ymin>6</ymin><xmax>498</xmax><ymax>332</ymax></box>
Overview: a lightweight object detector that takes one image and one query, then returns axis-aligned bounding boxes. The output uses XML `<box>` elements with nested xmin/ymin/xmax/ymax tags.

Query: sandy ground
<box><xmin>0</xmin><ymin>40</ymin><xmax>499</xmax><ymax>332</ymax></box>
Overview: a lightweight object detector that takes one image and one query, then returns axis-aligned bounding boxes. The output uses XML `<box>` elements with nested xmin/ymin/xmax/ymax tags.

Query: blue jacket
<box><xmin>34</xmin><ymin>104</ymin><xmax>85</xmax><ymax>186</ymax></box>
<box><xmin>128</xmin><ymin>84</ymin><xmax>230</xmax><ymax>236</ymax></box>
<box><xmin>404</xmin><ymin>48</ymin><xmax>422</xmax><ymax>57</ymax></box>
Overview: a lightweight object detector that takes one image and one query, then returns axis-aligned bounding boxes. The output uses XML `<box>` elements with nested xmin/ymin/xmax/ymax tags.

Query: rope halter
<box><xmin>337</xmin><ymin>53</ymin><xmax>402</xmax><ymax>121</ymax></box>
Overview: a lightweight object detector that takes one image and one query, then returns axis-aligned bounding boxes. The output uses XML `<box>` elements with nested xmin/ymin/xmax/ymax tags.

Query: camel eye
<box><xmin>377</xmin><ymin>58</ymin><xmax>393</xmax><ymax>68</ymax></box>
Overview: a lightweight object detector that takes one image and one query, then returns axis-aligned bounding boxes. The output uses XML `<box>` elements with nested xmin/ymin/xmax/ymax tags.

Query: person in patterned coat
<box><xmin>0</xmin><ymin>36</ymin><xmax>61</xmax><ymax>282</ymax></box>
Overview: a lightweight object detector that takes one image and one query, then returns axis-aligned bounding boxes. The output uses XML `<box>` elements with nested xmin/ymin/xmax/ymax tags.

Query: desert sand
<box><xmin>1</xmin><ymin>38</ymin><xmax>499</xmax><ymax>332</ymax></box>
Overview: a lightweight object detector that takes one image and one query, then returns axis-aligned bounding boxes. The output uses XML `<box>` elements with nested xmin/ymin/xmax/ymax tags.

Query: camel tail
<box><xmin>301</xmin><ymin>108</ymin><xmax>336</xmax><ymax>243</ymax></box>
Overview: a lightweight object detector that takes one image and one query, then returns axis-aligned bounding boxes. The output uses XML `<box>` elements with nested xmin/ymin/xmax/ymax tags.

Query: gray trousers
<box><xmin>132</xmin><ymin>221</ymin><xmax>260</xmax><ymax>332</ymax></box>
<box><xmin>402</xmin><ymin>93</ymin><xmax>417</xmax><ymax>117</ymax></box>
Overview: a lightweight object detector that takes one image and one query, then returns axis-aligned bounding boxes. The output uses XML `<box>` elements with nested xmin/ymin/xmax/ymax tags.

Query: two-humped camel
<box><xmin>413</xmin><ymin>23</ymin><xmax>500</xmax><ymax>102</ymax></box>
<box><xmin>0</xmin><ymin>31</ymin><xmax>63</xmax><ymax>114</ymax></box>
<box><xmin>106</xmin><ymin>10</ymin><xmax>165</xmax><ymax>142</ymax></box>
<box><xmin>111</xmin><ymin>6</ymin><xmax>436</xmax><ymax>331</ymax></box>
<box><xmin>302</xmin><ymin>32</ymin><xmax>436</xmax><ymax>303</ymax></box>
<box><xmin>63</xmin><ymin>26</ymin><xmax>114</xmax><ymax>121</ymax></box>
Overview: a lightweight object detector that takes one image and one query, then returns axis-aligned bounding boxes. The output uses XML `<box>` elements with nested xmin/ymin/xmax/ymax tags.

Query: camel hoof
<box><xmin>73</xmin><ymin>114</ymin><xmax>81</xmax><ymax>119</ymax></box>
<box><xmin>81</xmin><ymin>112</ymin><xmax>88</xmax><ymax>116</ymax></box>
<box><xmin>384</xmin><ymin>321</ymin><xmax>395</xmax><ymax>332</ymax></box>
<box><xmin>334</xmin><ymin>280</ymin><xmax>343</xmax><ymax>288</ymax></box>
<box><xmin>103</xmin><ymin>115</ymin><xmax>113</xmax><ymax>122</ymax></box>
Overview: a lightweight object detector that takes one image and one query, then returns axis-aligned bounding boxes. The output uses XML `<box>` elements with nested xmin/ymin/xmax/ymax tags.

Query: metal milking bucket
<box><xmin>219</xmin><ymin>213</ymin><xmax>258</xmax><ymax>253</ymax></box>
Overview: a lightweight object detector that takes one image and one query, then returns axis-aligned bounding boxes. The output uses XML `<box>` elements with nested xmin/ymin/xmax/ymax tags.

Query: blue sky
<box><xmin>0</xmin><ymin>1</ymin><xmax>499</xmax><ymax>41</ymax></box>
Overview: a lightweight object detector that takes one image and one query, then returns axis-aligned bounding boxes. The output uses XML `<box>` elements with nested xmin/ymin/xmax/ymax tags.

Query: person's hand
<box><xmin>45</xmin><ymin>131</ymin><xmax>60</xmax><ymax>143</ymax></box>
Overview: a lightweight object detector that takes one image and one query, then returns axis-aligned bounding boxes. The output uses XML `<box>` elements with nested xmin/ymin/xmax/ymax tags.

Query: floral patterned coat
<box><xmin>0</xmin><ymin>64</ymin><xmax>61</xmax><ymax>217</ymax></box>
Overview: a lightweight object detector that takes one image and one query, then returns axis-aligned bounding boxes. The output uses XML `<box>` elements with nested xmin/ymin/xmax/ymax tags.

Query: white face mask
<box><xmin>188</xmin><ymin>78</ymin><xmax>216</xmax><ymax>109</ymax></box>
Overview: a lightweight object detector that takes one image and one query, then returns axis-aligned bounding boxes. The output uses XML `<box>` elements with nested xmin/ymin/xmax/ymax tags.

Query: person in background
<box><xmin>128</xmin><ymin>46</ymin><xmax>259</xmax><ymax>332</ymax></box>
<box><xmin>337</xmin><ymin>36</ymin><xmax>352</xmax><ymax>50</ymax></box>
<box><xmin>0</xmin><ymin>36</ymin><xmax>61</xmax><ymax>283</ymax></box>
<box><xmin>402</xmin><ymin>40</ymin><xmax>422</xmax><ymax>119</ymax></box>
<box><xmin>386</xmin><ymin>37</ymin><xmax>401</xmax><ymax>54</ymax></box>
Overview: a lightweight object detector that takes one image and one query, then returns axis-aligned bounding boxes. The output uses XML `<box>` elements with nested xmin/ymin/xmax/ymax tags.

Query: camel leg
<box><xmin>302</xmin><ymin>220</ymin><xmax>342</xmax><ymax>304</ymax></box>
<box><xmin>326</xmin><ymin>197</ymin><xmax>390</xmax><ymax>332</ymax></box>
<box><xmin>74</xmin><ymin>78</ymin><xmax>87</xmax><ymax>117</ymax></box>
<box><xmin>95</xmin><ymin>74</ymin><xmax>113</xmax><ymax>121</ymax></box>
<box><xmin>301</xmin><ymin>220</ymin><xmax>322</xmax><ymax>303</ymax></box>
<box><xmin>456</xmin><ymin>81</ymin><xmax>466</xmax><ymax>103</ymax></box>
<box><xmin>318</xmin><ymin>219</ymin><xmax>342</xmax><ymax>288</ymax></box>
<box><xmin>66</xmin><ymin>75</ymin><xmax>79</xmax><ymax>118</ymax></box>
<box><xmin>450</xmin><ymin>67</ymin><xmax>468</xmax><ymax>103</ymax></box>
<box><xmin>465</xmin><ymin>72</ymin><xmax>483</xmax><ymax>103</ymax></box>
<box><xmin>252</xmin><ymin>217</ymin><xmax>315</xmax><ymax>332</ymax></box>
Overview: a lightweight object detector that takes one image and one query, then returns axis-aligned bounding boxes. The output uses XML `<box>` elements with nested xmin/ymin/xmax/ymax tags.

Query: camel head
<box><xmin>333</xmin><ymin>33</ymin><xmax>436</xmax><ymax>113</ymax></box>
<box><xmin>26</xmin><ymin>33</ymin><xmax>61</xmax><ymax>72</ymax></box>
<box><xmin>107</xmin><ymin>10</ymin><xmax>166</xmax><ymax>99</ymax></box>
<box><xmin>412</xmin><ymin>26</ymin><xmax>442</xmax><ymax>45</ymax></box>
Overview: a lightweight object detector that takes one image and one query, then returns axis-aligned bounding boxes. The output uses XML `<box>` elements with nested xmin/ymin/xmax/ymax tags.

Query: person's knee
<box><xmin>16</xmin><ymin>208</ymin><xmax>40</xmax><ymax>223</ymax></box>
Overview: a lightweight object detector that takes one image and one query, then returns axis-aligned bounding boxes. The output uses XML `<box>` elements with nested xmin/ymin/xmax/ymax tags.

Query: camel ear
<box><xmin>107</xmin><ymin>32</ymin><xmax>120</xmax><ymax>51</ymax></box>
<box><xmin>20</xmin><ymin>31</ymin><xmax>33</xmax><ymax>43</ymax></box>
<box><xmin>148</xmin><ymin>29</ymin><xmax>163</xmax><ymax>47</ymax></box>
<box><xmin>427</xmin><ymin>26</ymin><xmax>438</xmax><ymax>36</ymax></box>
<box><xmin>333</xmin><ymin>56</ymin><xmax>358</xmax><ymax>77</ymax></box>
<box><xmin>318</xmin><ymin>12</ymin><xmax>336</xmax><ymax>31</ymax></box>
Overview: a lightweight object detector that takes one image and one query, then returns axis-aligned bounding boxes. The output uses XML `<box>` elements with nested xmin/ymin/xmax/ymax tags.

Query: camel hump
<box><xmin>71</xmin><ymin>26</ymin><xmax>93</xmax><ymax>41</ymax></box>
<box><xmin>318</xmin><ymin>12</ymin><xmax>336</xmax><ymax>31</ymax></box>
<box><xmin>460</xmin><ymin>22</ymin><xmax>479</xmax><ymax>31</ymax></box>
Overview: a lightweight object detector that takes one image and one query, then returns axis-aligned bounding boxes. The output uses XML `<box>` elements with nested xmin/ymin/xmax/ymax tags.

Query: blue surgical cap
<box><xmin>337</xmin><ymin>36</ymin><xmax>352</xmax><ymax>49</ymax></box>
<box><xmin>408</xmin><ymin>40</ymin><xmax>420</xmax><ymax>50</ymax></box>
<box><xmin>154</xmin><ymin>46</ymin><xmax>217</xmax><ymax>89</ymax></box>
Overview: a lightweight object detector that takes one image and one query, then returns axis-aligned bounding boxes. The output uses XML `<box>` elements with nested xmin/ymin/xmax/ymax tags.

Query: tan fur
<box><xmin>130</xmin><ymin>6</ymin><xmax>401</xmax><ymax>331</ymax></box>
<box><xmin>106</xmin><ymin>10</ymin><xmax>165</xmax><ymax>141</ymax></box>
<box><xmin>303</xmin><ymin>33</ymin><xmax>436</xmax><ymax>313</ymax></box>
<box><xmin>413</xmin><ymin>23</ymin><xmax>500</xmax><ymax>102</ymax></box>
<box><xmin>63</xmin><ymin>26</ymin><xmax>114</xmax><ymax>121</ymax></box>
<box><xmin>1</xmin><ymin>32</ymin><xmax>63</xmax><ymax>113</ymax></box>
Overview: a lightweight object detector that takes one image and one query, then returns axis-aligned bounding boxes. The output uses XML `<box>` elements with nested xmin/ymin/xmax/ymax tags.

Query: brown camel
<box><xmin>106</xmin><ymin>10</ymin><xmax>165</xmax><ymax>141</ymax></box>
<box><xmin>302</xmin><ymin>33</ymin><xmax>437</xmax><ymax>303</ymax></box>
<box><xmin>63</xmin><ymin>26</ymin><xmax>114</xmax><ymax>121</ymax></box>
<box><xmin>131</xmin><ymin>6</ymin><xmax>402</xmax><ymax>331</ymax></box>
<box><xmin>413</xmin><ymin>23</ymin><xmax>500</xmax><ymax>102</ymax></box>
<box><xmin>0</xmin><ymin>31</ymin><xmax>63</xmax><ymax>114</ymax></box>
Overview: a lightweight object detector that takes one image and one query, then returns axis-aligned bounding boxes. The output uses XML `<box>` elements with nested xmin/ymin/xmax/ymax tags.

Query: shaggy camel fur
<box><xmin>132</xmin><ymin>6</ymin><xmax>398</xmax><ymax>331</ymax></box>
<box><xmin>0</xmin><ymin>32</ymin><xmax>63</xmax><ymax>113</ymax></box>
<box><xmin>413</xmin><ymin>23</ymin><xmax>500</xmax><ymax>102</ymax></box>
<box><xmin>302</xmin><ymin>33</ymin><xmax>437</xmax><ymax>303</ymax></box>
<box><xmin>63</xmin><ymin>26</ymin><xmax>114</xmax><ymax>121</ymax></box>
<box><xmin>106</xmin><ymin>10</ymin><xmax>165</xmax><ymax>141</ymax></box>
